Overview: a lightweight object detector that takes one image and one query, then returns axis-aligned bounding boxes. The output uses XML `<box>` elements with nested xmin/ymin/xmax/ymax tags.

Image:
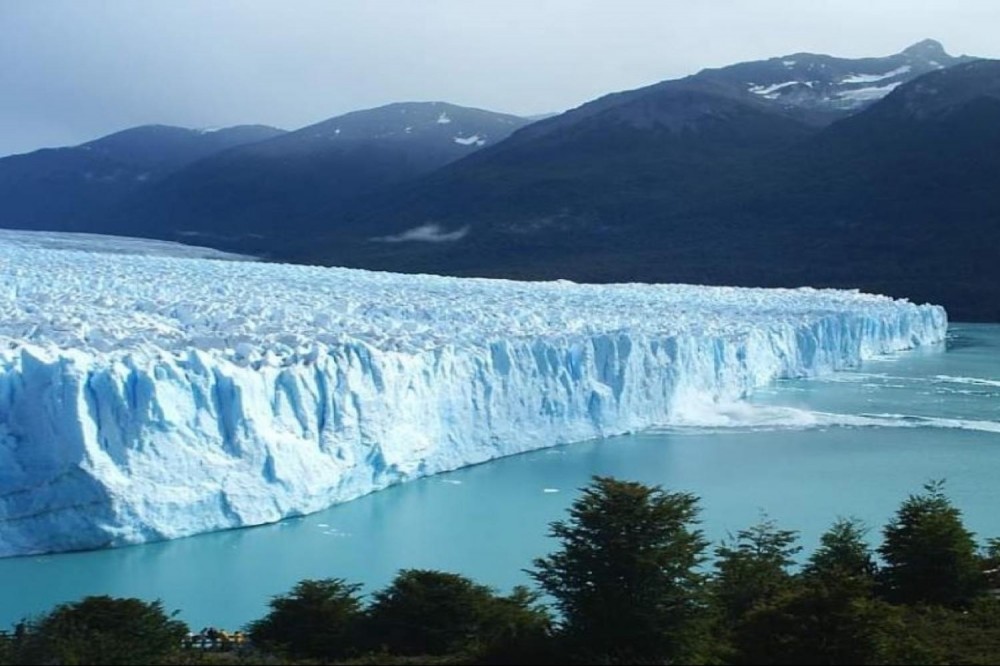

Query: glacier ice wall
<box><xmin>0</xmin><ymin>243</ymin><xmax>947</xmax><ymax>556</ymax></box>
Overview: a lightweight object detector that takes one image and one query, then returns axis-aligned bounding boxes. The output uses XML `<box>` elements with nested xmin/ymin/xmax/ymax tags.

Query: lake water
<box><xmin>2</xmin><ymin>323</ymin><xmax>998</xmax><ymax>630</ymax></box>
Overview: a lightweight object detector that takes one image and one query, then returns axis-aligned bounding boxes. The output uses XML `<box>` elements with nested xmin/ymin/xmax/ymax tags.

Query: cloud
<box><xmin>372</xmin><ymin>223</ymin><xmax>469</xmax><ymax>243</ymax></box>
<box><xmin>1</xmin><ymin>0</ymin><xmax>998</xmax><ymax>156</ymax></box>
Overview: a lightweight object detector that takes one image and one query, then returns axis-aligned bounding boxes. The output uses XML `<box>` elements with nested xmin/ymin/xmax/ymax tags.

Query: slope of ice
<box><xmin>0</xmin><ymin>242</ymin><xmax>947</xmax><ymax>556</ymax></box>
<box><xmin>0</xmin><ymin>228</ymin><xmax>252</xmax><ymax>261</ymax></box>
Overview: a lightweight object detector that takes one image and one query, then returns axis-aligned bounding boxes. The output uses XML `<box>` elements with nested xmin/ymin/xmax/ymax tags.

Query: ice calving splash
<box><xmin>0</xmin><ymin>241</ymin><xmax>946</xmax><ymax>556</ymax></box>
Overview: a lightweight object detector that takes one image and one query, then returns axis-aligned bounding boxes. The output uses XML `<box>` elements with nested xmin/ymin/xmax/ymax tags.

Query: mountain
<box><xmin>74</xmin><ymin>124</ymin><xmax>288</xmax><ymax>171</ymax></box>
<box><xmin>104</xmin><ymin>102</ymin><xmax>532</xmax><ymax>250</ymax></box>
<box><xmin>0</xmin><ymin>124</ymin><xmax>285</xmax><ymax>232</ymax></box>
<box><xmin>690</xmin><ymin>37</ymin><xmax>972</xmax><ymax>126</ymax></box>
<box><xmin>4</xmin><ymin>41</ymin><xmax>995</xmax><ymax>319</ymax></box>
<box><xmin>312</xmin><ymin>80</ymin><xmax>816</xmax><ymax>264</ymax></box>
<box><xmin>743</xmin><ymin>58</ymin><xmax>1000</xmax><ymax>320</ymax></box>
<box><xmin>293</xmin><ymin>40</ymin><xmax>969</xmax><ymax>252</ymax></box>
<box><xmin>464</xmin><ymin>38</ymin><xmax>969</xmax><ymax>155</ymax></box>
<box><xmin>298</xmin><ymin>45</ymin><xmax>1000</xmax><ymax>321</ymax></box>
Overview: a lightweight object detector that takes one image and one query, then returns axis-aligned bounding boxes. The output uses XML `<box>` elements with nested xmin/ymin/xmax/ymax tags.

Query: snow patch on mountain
<box><xmin>835</xmin><ymin>81</ymin><xmax>904</xmax><ymax>105</ymax></box>
<box><xmin>841</xmin><ymin>65</ymin><xmax>912</xmax><ymax>84</ymax></box>
<box><xmin>749</xmin><ymin>81</ymin><xmax>803</xmax><ymax>97</ymax></box>
<box><xmin>453</xmin><ymin>134</ymin><xmax>486</xmax><ymax>146</ymax></box>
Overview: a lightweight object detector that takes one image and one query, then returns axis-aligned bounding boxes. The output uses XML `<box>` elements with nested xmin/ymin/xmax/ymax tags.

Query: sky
<box><xmin>2</xmin><ymin>0</ymin><xmax>998</xmax><ymax>156</ymax></box>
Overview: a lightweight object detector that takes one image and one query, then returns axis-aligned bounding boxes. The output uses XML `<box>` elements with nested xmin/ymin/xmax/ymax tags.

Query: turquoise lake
<box><xmin>2</xmin><ymin>323</ymin><xmax>998</xmax><ymax>630</ymax></box>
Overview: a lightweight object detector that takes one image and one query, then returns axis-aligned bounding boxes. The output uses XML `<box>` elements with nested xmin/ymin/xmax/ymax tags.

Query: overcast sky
<box><xmin>1</xmin><ymin>0</ymin><xmax>997</xmax><ymax>156</ymax></box>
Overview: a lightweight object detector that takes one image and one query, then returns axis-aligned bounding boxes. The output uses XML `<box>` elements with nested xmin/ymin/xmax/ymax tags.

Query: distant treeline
<box><xmin>3</xmin><ymin>477</ymin><xmax>999</xmax><ymax>665</ymax></box>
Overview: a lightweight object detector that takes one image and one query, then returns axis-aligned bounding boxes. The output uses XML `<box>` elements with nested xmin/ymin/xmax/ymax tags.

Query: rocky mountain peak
<box><xmin>902</xmin><ymin>38</ymin><xmax>949</xmax><ymax>59</ymax></box>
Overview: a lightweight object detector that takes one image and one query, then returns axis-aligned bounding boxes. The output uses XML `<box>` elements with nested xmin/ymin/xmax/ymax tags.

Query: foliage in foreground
<box><xmin>879</xmin><ymin>480</ymin><xmax>985</xmax><ymax>607</ymax></box>
<box><xmin>4</xmin><ymin>596</ymin><xmax>187</xmax><ymax>665</ymax></box>
<box><xmin>3</xmin><ymin>476</ymin><xmax>999</xmax><ymax>665</ymax></box>
<box><xmin>247</xmin><ymin>578</ymin><xmax>364</xmax><ymax>660</ymax></box>
<box><xmin>530</xmin><ymin>476</ymin><xmax>708</xmax><ymax>663</ymax></box>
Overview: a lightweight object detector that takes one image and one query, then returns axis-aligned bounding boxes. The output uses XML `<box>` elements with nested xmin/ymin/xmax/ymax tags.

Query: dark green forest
<box><xmin>3</xmin><ymin>477</ymin><xmax>999</xmax><ymax>665</ymax></box>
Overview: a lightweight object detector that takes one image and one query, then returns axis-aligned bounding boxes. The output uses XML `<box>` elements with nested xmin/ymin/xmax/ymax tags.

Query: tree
<box><xmin>732</xmin><ymin>585</ymin><xmax>894</xmax><ymax>666</ymax></box>
<box><xmin>878</xmin><ymin>480</ymin><xmax>984</xmax><ymax>607</ymax></box>
<box><xmin>366</xmin><ymin>569</ymin><xmax>549</xmax><ymax>658</ymax></box>
<box><xmin>13</xmin><ymin>596</ymin><xmax>187</xmax><ymax>666</ymax></box>
<box><xmin>713</xmin><ymin>516</ymin><xmax>802</xmax><ymax>625</ymax></box>
<box><xmin>0</xmin><ymin>630</ymin><xmax>14</xmax><ymax>666</ymax></box>
<box><xmin>879</xmin><ymin>599</ymin><xmax>1000</xmax><ymax>665</ymax></box>
<box><xmin>247</xmin><ymin>578</ymin><xmax>364</xmax><ymax>660</ymax></box>
<box><xmin>732</xmin><ymin>519</ymin><xmax>886</xmax><ymax>665</ymax></box>
<box><xmin>469</xmin><ymin>585</ymin><xmax>554</xmax><ymax>664</ymax></box>
<box><xmin>804</xmin><ymin>517</ymin><xmax>878</xmax><ymax>589</ymax></box>
<box><xmin>981</xmin><ymin>537</ymin><xmax>1000</xmax><ymax>592</ymax></box>
<box><xmin>529</xmin><ymin>476</ymin><xmax>708</xmax><ymax>663</ymax></box>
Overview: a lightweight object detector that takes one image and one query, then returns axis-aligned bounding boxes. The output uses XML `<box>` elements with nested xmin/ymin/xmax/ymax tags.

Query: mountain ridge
<box><xmin>2</xmin><ymin>41</ymin><xmax>998</xmax><ymax>319</ymax></box>
<box><xmin>97</xmin><ymin>102</ymin><xmax>534</xmax><ymax>247</ymax></box>
<box><xmin>0</xmin><ymin>123</ymin><xmax>285</xmax><ymax>233</ymax></box>
<box><xmin>298</xmin><ymin>55</ymin><xmax>1000</xmax><ymax>321</ymax></box>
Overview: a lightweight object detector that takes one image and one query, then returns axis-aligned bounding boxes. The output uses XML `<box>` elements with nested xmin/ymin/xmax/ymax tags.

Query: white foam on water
<box><xmin>655</xmin><ymin>400</ymin><xmax>1000</xmax><ymax>435</ymax></box>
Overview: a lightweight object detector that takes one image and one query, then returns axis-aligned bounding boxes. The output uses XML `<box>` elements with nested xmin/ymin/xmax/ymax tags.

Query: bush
<box><xmin>366</xmin><ymin>569</ymin><xmax>551</xmax><ymax>659</ymax></box>
<box><xmin>247</xmin><ymin>578</ymin><xmax>365</xmax><ymax>660</ymax></box>
<box><xmin>13</xmin><ymin>595</ymin><xmax>187</xmax><ymax>665</ymax></box>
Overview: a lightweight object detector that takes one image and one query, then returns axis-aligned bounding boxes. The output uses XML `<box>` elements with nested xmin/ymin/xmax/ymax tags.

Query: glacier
<box><xmin>0</xmin><ymin>240</ymin><xmax>946</xmax><ymax>557</ymax></box>
<box><xmin>0</xmin><ymin>228</ymin><xmax>252</xmax><ymax>261</ymax></box>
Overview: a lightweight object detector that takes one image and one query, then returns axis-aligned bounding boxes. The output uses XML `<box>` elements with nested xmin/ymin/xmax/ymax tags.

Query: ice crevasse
<box><xmin>0</xmin><ymin>242</ymin><xmax>947</xmax><ymax>556</ymax></box>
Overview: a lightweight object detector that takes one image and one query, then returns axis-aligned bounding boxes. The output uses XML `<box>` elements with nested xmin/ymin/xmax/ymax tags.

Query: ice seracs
<box><xmin>0</xmin><ymin>240</ymin><xmax>947</xmax><ymax>557</ymax></box>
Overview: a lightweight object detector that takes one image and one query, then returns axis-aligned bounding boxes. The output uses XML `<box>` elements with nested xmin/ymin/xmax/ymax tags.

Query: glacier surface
<box><xmin>0</xmin><ymin>228</ymin><xmax>251</xmax><ymax>261</ymax></box>
<box><xmin>0</xmin><ymin>241</ymin><xmax>946</xmax><ymax>556</ymax></box>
